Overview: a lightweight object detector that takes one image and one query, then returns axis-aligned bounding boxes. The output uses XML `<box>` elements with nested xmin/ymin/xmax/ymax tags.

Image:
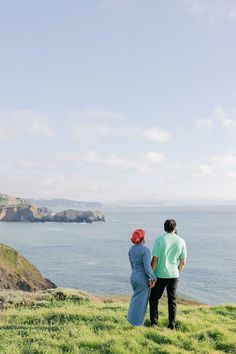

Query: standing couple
<box><xmin>127</xmin><ymin>219</ymin><xmax>187</xmax><ymax>328</ymax></box>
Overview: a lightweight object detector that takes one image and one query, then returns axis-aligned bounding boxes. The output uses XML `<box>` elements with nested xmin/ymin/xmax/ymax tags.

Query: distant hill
<box><xmin>0</xmin><ymin>243</ymin><xmax>56</xmax><ymax>291</ymax></box>
<box><xmin>0</xmin><ymin>193</ymin><xmax>105</xmax><ymax>223</ymax></box>
<box><xmin>27</xmin><ymin>198</ymin><xmax>104</xmax><ymax>209</ymax></box>
<box><xmin>0</xmin><ymin>193</ymin><xmax>25</xmax><ymax>207</ymax></box>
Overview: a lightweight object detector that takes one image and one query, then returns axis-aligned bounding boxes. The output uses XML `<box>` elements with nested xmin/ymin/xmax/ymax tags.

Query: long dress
<box><xmin>127</xmin><ymin>244</ymin><xmax>157</xmax><ymax>326</ymax></box>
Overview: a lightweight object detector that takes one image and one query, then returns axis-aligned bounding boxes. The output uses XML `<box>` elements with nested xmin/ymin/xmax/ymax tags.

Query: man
<box><xmin>149</xmin><ymin>219</ymin><xmax>187</xmax><ymax>329</ymax></box>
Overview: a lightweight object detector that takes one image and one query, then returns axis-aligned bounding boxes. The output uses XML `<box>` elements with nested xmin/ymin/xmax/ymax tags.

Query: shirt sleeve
<box><xmin>180</xmin><ymin>240</ymin><xmax>187</xmax><ymax>259</ymax></box>
<box><xmin>143</xmin><ymin>247</ymin><xmax>157</xmax><ymax>281</ymax></box>
<box><xmin>152</xmin><ymin>239</ymin><xmax>159</xmax><ymax>257</ymax></box>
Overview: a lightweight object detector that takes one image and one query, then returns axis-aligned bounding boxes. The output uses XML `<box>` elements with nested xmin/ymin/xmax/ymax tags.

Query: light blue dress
<box><xmin>127</xmin><ymin>244</ymin><xmax>157</xmax><ymax>326</ymax></box>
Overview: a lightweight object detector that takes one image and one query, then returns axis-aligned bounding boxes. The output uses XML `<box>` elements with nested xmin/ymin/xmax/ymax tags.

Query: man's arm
<box><xmin>178</xmin><ymin>258</ymin><xmax>186</xmax><ymax>273</ymax></box>
<box><xmin>151</xmin><ymin>256</ymin><xmax>158</xmax><ymax>272</ymax></box>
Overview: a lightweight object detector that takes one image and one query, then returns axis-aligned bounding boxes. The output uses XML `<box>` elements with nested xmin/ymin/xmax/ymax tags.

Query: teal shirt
<box><xmin>152</xmin><ymin>233</ymin><xmax>187</xmax><ymax>279</ymax></box>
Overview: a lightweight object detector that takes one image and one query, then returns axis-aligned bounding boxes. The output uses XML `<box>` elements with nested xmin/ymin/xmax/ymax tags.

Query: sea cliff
<box><xmin>0</xmin><ymin>193</ymin><xmax>105</xmax><ymax>223</ymax></box>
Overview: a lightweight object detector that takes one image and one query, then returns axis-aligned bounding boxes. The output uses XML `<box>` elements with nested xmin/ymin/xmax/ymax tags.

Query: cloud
<box><xmin>0</xmin><ymin>110</ymin><xmax>53</xmax><ymax>142</ymax></box>
<box><xmin>72</xmin><ymin>109</ymin><xmax>123</xmax><ymax>142</ymax></box>
<box><xmin>12</xmin><ymin>150</ymin><xmax>166</xmax><ymax>175</ymax></box>
<box><xmin>196</xmin><ymin>107</ymin><xmax>236</xmax><ymax>131</ymax></box>
<box><xmin>140</xmin><ymin>127</ymin><xmax>172</xmax><ymax>143</ymax></box>
<box><xmin>0</xmin><ymin>150</ymin><xmax>167</xmax><ymax>200</ymax></box>
<box><xmin>199</xmin><ymin>152</ymin><xmax>236</xmax><ymax>177</ymax></box>
<box><xmin>184</xmin><ymin>0</ymin><xmax>236</xmax><ymax>21</ymax></box>
<box><xmin>73</xmin><ymin>109</ymin><xmax>123</xmax><ymax>121</ymax></box>
<box><xmin>196</xmin><ymin>118</ymin><xmax>213</xmax><ymax>130</ymax></box>
<box><xmin>84</xmin><ymin>150</ymin><xmax>166</xmax><ymax>173</ymax></box>
<box><xmin>72</xmin><ymin>109</ymin><xmax>172</xmax><ymax>143</ymax></box>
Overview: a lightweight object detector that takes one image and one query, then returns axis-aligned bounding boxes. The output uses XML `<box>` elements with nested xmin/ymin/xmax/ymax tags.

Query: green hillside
<box><xmin>0</xmin><ymin>288</ymin><xmax>235</xmax><ymax>354</ymax></box>
<box><xmin>0</xmin><ymin>243</ymin><xmax>55</xmax><ymax>291</ymax></box>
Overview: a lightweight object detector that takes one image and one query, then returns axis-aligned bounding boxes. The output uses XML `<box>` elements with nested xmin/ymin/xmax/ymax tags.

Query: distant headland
<box><xmin>0</xmin><ymin>193</ymin><xmax>105</xmax><ymax>223</ymax></box>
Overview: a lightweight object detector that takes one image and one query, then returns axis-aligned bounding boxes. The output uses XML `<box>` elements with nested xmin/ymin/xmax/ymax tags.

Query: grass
<box><xmin>0</xmin><ymin>243</ymin><xmax>43</xmax><ymax>281</ymax></box>
<box><xmin>0</xmin><ymin>288</ymin><xmax>235</xmax><ymax>354</ymax></box>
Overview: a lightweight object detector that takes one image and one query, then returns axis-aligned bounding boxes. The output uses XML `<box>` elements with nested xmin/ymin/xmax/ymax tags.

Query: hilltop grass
<box><xmin>0</xmin><ymin>243</ymin><xmax>43</xmax><ymax>281</ymax></box>
<box><xmin>0</xmin><ymin>289</ymin><xmax>235</xmax><ymax>354</ymax></box>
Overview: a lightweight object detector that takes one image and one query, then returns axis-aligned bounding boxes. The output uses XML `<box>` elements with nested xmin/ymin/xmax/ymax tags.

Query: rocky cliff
<box><xmin>0</xmin><ymin>243</ymin><xmax>56</xmax><ymax>291</ymax></box>
<box><xmin>0</xmin><ymin>193</ymin><xmax>105</xmax><ymax>223</ymax></box>
<box><xmin>52</xmin><ymin>210</ymin><xmax>105</xmax><ymax>223</ymax></box>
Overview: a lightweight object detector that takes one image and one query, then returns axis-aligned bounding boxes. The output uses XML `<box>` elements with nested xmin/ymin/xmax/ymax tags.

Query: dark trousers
<box><xmin>149</xmin><ymin>277</ymin><xmax>178</xmax><ymax>328</ymax></box>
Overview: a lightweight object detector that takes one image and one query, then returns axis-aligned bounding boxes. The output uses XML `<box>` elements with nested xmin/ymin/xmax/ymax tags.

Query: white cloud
<box><xmin>0</xmin><ymin>150</ymin><xmax>167</xmax><ymax>200</ymax></box>
<box><xmin>72</xmin><ymin>109</ymin><xmax>171</xmax><ymax>143</ymax></box>
<box><xmin>146</xmin><ymin>151</ymin><xmax>165</xmax><ymax>163</ymax></box>
<box><xmin>196</xmin><ymin>107</ymin><xmax>236</xmax><ymax>131</ymax></box>
<box><xmin>73</xmin><ymin>109</ymin><xmax>123</xmax><ymax>121</ymax></box>
<box><xmin>0</xmin><ymin>110</ymin><xmax>53</xmax><ymax>142</ymax></box>
<box><xmin>199</xmin><ymin>153</ymin><xmax>236</xmax><ymax>177</ymax></box>
<box><xmin>76</xmin><ymin>150</ymin><xmax>166</xmax><ymax>174</ymax></box>
<box><xmin>140</xmin><ymin>127</ymin><xmax>172</xmax><ymax>143</ymax></box>
<box><xmin>185</xmin><ymin>0</ymin><xmax>236</xmax><ymax>21</ymax></box>
<box><xmin>5</xmin><ymin>150</ymin><xmax>166</xmax><ymax>176</ymax></box>
<box><xmin>196</xmin><ymin>118</ymin><xmax>213</xmax><ymax>130</ymax></box>
<box><xmin>185</xmin><ymin>0</ymin><xmax>206</xmax><ymax>15</ymax></box>
<box><xmin>215</xmin><ymin>107</ymin><xmax>236</xmax><ymax>129</ymax></box>
<box><xmin>72</xmin><ymin>109</ymin><xmax>123</xmax><ymax>142</ymax></box>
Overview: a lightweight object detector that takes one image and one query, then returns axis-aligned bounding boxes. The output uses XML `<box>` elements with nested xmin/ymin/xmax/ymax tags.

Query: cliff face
<box><xmin>0</xmin><ymin>193</ymin><xmax>25</xmax><ymax>207</ymax></box>
<box><xmin>0</xmin><ymin>205</ymin><xmax>49</xmax><ymax>222</ymax></box>
<box><xmin>52</xmin><ymin>210</ymin><xmax>105</xmax><ymax>223</ymax></box>
<box><xmin>0</xmin><ymin>193</ymin><xmax>105</xmax><ymax>223</ymax></box>
<box><xmin>0</xmin><ymin>243</ymin><xmax>56</xmax><ymax>291</ymax></box>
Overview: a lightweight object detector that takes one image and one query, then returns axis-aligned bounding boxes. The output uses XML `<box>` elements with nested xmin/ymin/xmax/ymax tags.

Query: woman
<box><xmin>127</xmin><ymin>229</ymin><xmax>157</xmax><ymax>326</ymax></box>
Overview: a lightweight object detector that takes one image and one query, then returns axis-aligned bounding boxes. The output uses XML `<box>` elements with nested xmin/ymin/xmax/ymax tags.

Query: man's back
<box><xmin>152</xmin><ymin>233</ymin><xmax>187</xmax><ymax>278</ymax></box>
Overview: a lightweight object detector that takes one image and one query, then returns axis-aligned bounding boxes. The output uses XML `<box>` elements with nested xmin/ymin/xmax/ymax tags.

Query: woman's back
<box><xmin>129</xmin><ymin>244</ymin><xmax>155</xmax><ymax>279</ymax></box>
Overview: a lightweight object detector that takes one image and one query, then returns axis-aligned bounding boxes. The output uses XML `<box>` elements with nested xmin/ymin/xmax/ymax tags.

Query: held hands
<box><xmin>148</xmin><ymin>279</ymin><xmax>156</xmax><ymax>288</ymax></box>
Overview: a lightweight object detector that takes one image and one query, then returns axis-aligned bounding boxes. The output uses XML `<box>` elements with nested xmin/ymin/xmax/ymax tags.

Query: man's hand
<box><xmin>179</xmin><ymin>258</ymin><xmax>186</xmax><ymax>273</ymax></box>
<box><xmin>148</xmin><ymin>279</ymin><xmax>156</xmax><ymax>288</ymax></box>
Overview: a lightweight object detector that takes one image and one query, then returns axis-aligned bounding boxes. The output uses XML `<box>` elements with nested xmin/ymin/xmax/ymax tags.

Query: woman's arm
<box><xmin>142</xmin><ymin>248</ymin><xmax>157</xmax><ymax>281</ymax></box>
<box><xmin>128</xmin><ymin>250</ymin><xmax>133</xmax><ymax>269</ymax></box>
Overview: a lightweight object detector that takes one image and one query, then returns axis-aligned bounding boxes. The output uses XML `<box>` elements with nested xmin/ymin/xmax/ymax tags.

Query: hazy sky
<box><xmin>1</xmin><ymin>0</ymin><xmax>236</xmax><ymax>203</ymax></box>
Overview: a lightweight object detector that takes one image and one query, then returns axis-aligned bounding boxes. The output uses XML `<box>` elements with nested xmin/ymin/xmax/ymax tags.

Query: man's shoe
<box><xmin>151</xmin><ymin>322</ymin><xmax>158</xmax><ymax>327</ymax></box>
<box><xmin>168</xmin><ymin>324</ymin><xmax>176</xmax><ymax>330</ymax></box>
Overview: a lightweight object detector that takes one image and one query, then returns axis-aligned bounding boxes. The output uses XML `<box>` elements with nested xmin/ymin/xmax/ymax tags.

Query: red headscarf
<box><xmin>131</xmin><ymin>229</ymin><xmax>145</xmax><ymax>244</ymax></box>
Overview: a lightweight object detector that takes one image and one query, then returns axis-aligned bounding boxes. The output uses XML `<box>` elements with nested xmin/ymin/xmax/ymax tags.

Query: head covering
<box><xmin>131</xmin><ymin>229</ymin><xmax>145</xmax><ymax>244</ymax></box>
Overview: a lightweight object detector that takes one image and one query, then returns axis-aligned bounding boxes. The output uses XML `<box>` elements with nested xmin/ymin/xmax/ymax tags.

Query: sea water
<box><xmin>0</xmin><ymin>205</ymin><xmax>235</xmax><ymax>305</ymax></box>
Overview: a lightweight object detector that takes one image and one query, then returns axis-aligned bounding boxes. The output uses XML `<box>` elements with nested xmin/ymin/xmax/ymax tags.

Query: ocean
<box><xmin>0</xmin><ymin>205</ymin><xmax>235</xmax><ymax>305</ymax></box>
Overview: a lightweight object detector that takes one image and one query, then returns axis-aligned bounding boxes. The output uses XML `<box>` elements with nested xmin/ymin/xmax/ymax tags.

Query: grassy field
<box><xmin>0</xmin><ymin>288</ymin><xmax>235</xmax><ymax>354</ymax></box>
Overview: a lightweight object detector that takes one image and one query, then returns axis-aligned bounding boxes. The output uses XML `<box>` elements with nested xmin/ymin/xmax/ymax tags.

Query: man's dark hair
<box><xmin>164</xmin><ymin>219</ymin><xmax>177</xmax><ymax>233</ymax></box>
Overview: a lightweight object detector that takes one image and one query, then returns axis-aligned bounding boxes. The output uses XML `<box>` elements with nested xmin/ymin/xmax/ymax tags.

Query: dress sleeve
<box><xmin>128</xmin><ymin>249</ymin><xmax>133</xmax><ymax>269</ymax></box>
<box><xmin>142</xmin><ymin>247</ymin><xmax>157</xmax><ymax>281</ymax></box>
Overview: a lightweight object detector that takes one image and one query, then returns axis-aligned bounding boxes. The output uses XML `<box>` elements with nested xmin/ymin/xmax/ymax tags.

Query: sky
<box><xmin>0</xmin><ymin>0</ymin><xmax>236</xmax><ymax>203</ymax></box>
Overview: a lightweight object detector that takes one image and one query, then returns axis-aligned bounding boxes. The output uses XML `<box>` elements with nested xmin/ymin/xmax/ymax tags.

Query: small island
<box><xmin>0</xmin><ymin>193</ymin><xmax>105</xmax><ymax>223</ymax></box>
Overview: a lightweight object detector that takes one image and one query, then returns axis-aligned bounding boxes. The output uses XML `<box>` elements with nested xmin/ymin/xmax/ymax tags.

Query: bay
<box><xmin>0</xmin><ymin>205</ymin><xmax>235</xmax><ymax>305</ymax></box>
